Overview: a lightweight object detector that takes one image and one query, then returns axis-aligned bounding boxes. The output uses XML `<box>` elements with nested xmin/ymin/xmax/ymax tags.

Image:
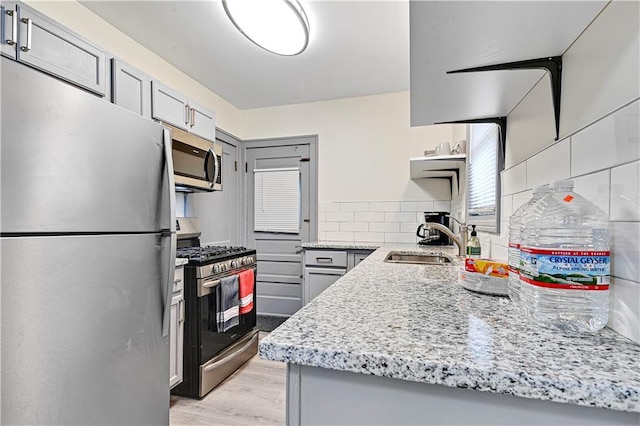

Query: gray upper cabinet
<box><xmin>187</xmin><ymin>99</ymin><xmax>216</xmax><ymax>141</ymax></box>
<box><xmin>2</xmin><ymin>2</ymin><xmax>107</xmax><ymax>96</ymax></box>
<box><xmin>111</xmin><ymin>58</ymin><xmax>151</xmax><ymax>118</ymax></box>
<box><xmin>1</xmin><ymin>1</ymin><xmax>18</xmax><ymax>59</ymax></box>
<box><xmin>151</xmin><ymin>80</ymin><xmax>189</xmax><ymax>131</ymax></box>
<box><xmin>152</xmin><ymin>80</ymin><xmax>216</xmax><ymax>142</ymax></box>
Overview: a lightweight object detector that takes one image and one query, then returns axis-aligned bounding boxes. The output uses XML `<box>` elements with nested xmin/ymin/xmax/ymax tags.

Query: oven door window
<box><xmin>199</xmin><ymin>280</ymin><xmax>256</xmax><ymax>362</ymax></box>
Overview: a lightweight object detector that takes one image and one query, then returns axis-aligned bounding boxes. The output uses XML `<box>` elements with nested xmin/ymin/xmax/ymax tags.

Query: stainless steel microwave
<box><xmin>165</xmin><ymin>123</ymin><xmax>222</xmax><ymax>192</ymax></box>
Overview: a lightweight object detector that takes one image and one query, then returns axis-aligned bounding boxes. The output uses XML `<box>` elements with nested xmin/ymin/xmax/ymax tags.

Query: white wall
<box><xmin>25</xmin><ymin>0</ymin><xmax>243</xmax><ymax>137</ymax></box>
<box><xmin>242</xmin><ymin>92</ymin><xmax>466</xmax><ymax>243</ymax></box>
<box><xmin>242</xmin><ymin>92</ymin><xmax>466</xmax><ymax>203</ymax></box>
<box><xmin>480</xmin><ymin>1</ymin><xmax>640</xmax><ymax>343</ymax></box>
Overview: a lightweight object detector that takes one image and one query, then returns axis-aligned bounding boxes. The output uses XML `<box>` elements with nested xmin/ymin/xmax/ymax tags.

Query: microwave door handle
<box><xmin>212</xmin><ymin>148</ymin><xmax>220</xmax><ymax>187</ymax></box>
<box><xmin>161</xmin><ymin>128</ymin><xmax>176</xmax><ymax>338</ymax></box>
<box><xmin>204</xmin><ymin>149</ymin><xmax>212</xmax><ymax>186</ymax></box>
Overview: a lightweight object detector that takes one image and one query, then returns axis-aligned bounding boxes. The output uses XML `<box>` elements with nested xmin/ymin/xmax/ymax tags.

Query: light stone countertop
<box><xmin>259</xmin><ymin>244</ymin><xmax>640</xmax><ymax>413</ymax></box>
<box><xmin>175</xmin><ymin>258</ymin><xmax>189</xmax><ymax>267</ymax></box>
<box><xmin>301</xmin><ymin>241</ymin><xmax>382</xmax><ymax>250</ymax></box>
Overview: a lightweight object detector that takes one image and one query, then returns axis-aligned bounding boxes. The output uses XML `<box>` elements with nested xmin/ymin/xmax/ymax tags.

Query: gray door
<box><xmin>191</xmin><ymin>135</ymin><xmax>240</xmax><ymax>246</ymax></box>
<box><xmin>1</xmin><ymin>234</ymin><xmax>170</xmax><ymax>425</ymax></box>
<box><xmin>246</xmin><ymin>141</ymin><xmax>315</xmax><ymax>317</ymax></box>
<box><xmin>1</xmin><ymin>57</ymin><xmax>169</xmax><ymax>234</ymax></box>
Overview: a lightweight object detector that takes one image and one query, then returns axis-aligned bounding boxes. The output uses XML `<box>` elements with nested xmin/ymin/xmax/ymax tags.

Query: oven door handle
<box><xmin>203</xmin><ymin>279</ymin><xmax>221</xmax><ymax>288</ymax></box>
<box><xmin>203</xmin><ymin>333</ymin><xmax>259</xmax><ymax>373</ymax></box>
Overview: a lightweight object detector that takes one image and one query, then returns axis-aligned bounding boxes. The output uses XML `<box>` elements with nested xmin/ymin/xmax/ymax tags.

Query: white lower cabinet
<box><xmin>169</xmin><ymin>266</ymin><xmax>184</xmax><ymax>389</ymax></box>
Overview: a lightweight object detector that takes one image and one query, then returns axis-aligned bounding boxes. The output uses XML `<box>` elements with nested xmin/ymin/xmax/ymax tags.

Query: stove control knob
<box><xmin>231</xmin><ymin>260</ymin><xmax>237</xmax><ymax>268</ymax></box>
<box><xmin>213</xmin><ymin>265</ymin><xmax>220</xmax><ymax>273</ymax></box>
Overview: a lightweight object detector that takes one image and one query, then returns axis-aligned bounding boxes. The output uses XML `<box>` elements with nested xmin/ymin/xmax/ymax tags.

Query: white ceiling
<box><xmin>80</xmin><ymin>0</ymin><xmax>410</xmax><ymax>110</ymax></box>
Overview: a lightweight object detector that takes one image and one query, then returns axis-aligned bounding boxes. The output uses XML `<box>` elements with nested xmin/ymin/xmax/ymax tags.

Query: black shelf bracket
<box><xmin>435</xmin><ymin>116</ymin><xmax>507</xmax><ymax>159</ymax></box>
<box><xmin>447</xmin><ymin>56</ymin><xmax>562</xmax><ymax>140</ymax></box>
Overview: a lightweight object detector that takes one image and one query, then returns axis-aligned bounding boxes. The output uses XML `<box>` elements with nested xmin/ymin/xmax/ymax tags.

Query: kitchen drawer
<box><xmin>173</xmin><ymin>266</ymin><xmax>184</xmax><ymax>294</ymax></box>
<box><xmin>304</xmin><ymin>250</ymin><xmax>348</xmax><ymax>268</ymax></box>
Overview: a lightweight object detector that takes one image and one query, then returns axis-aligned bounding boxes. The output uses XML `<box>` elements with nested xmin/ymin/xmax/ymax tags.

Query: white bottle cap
<box><xmin>533</xmin><ymin>185</ymin><xmax>551</xmax><ymax>195</ymax></box>
<box><xmin>550</xmin><ymin>179</ymin><xmax>574</xmax><ymax>190</ymax></box>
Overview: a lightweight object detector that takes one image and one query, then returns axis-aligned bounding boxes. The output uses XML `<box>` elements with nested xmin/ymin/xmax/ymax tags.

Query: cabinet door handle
<box><xmin>20</xmin><ymin>17</ymin><xmax>31</xmax><ymax>52</ymax></box>
<box><xmin>179</xmin><ymin>298</ymin><xmax>185</xmax><ymax>324</ymax></box>
<box><xmin>316</xmin><ymin>257</ymin><xmax>333</xmax><ymax>263</ymax></box>
<box><xmin>5</xmin><ymin>9</ymin><xmax>17</xmax><ymax>45</ymax></box>
<box><xmin>184</xmin><ymin>104</ymin><xmax>190</xmax><ymax>125</ymax></box>
<box><xmin>190</xmin><ymin>108</ymin><xmax>196</xmax><ymax>127</ymax></box>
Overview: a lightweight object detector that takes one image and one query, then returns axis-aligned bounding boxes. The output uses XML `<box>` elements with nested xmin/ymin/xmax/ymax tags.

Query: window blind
<box><xmin>467</xmin><ymin>123</ymin><xmax>501</xmax><ymax>233</ymax></box>
<box><xmin>254</xmin><ymin>167</ymin><xmax>301</xmax><ymax>233</ymax></box>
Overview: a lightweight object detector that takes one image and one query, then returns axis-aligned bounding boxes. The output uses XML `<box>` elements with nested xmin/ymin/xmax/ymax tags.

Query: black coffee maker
<box><xmin>416</xmin><ymin>212</ymin><xmax>452</xmax><ymax>246</ymax></box>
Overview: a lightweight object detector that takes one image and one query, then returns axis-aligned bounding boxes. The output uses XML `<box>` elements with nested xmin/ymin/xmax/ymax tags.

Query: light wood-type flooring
<box><xmin>170</xmin><ymin>332</ymin><xmax>286</xmax><ymax>425</ymax></box>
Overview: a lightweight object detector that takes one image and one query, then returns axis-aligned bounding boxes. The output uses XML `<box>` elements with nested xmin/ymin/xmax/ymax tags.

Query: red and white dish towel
<box><xmin>238</xmin><ymin>269</ymin><xmax>255</xmax><ymax>314</ymax></box>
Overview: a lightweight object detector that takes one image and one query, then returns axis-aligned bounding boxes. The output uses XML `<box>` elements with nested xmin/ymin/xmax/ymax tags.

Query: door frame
<box><xmin>241</xmin><ymin>134</ymin><xmax>319</xmax><ymax>247</ymax></box>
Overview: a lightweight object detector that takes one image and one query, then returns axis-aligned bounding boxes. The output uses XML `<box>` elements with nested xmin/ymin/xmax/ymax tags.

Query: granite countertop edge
<box><xmin>258</xmin><ymin>342</ymin><xmax>638</xmax><ymax>413</ymax></box>
<box><xmin>301</xmin><ymin>241</ymin><xmax>382</xmax><ymax>250</ymax></box>
<box><xmin>259</xmin><ymin>244</ymin><xmax>640</xmax><ymax>413</ymax></box>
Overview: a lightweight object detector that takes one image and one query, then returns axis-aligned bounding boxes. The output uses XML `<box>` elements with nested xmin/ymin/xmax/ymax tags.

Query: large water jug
<box><xmin>519</xmin><ymin>180</ymin><xmax>610</xmax><ymax>332</ymax></box>
<box><xmin>507</xmin><ymin>186</ymin><xmax>551</xmax><ymax>307</ymax></box>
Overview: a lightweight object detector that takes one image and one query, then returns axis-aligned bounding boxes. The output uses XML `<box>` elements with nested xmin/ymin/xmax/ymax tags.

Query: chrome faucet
<box><xmin>417</xmin><ymin>216</ymin><xmax>469</xmax><ymax>257</ymax></box>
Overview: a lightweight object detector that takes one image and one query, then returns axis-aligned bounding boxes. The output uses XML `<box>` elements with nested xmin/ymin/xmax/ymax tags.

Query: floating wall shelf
<box><xmin>409</xmin><ymin>154</ymin><xmax>466</xmax><ymax>196</ymax></box>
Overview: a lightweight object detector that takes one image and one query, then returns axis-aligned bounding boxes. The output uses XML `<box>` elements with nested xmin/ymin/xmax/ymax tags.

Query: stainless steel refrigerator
<box><xmin>1</xmin><ymin>57</ymin><xmax>176</xmax><ymax>425</ymax></box>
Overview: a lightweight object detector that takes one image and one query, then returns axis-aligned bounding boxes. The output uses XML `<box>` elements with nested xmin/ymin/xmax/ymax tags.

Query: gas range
<box><xmin>172</xmin><ymin>217</ymin><xmax>259</xmax><ymax>400</ymax></box>
<box><xmin>175</xmin><ymin>217</ymin><xmax>257</xmax><ymax>279</ymax></box>
<box><xmin>177</xmin><ymin>245</ymin><xmax>256</xmax><ymax>265</ymax></box>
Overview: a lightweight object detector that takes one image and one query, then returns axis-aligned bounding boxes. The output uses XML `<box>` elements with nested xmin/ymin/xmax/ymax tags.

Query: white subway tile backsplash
<box><xmin>610</xmin><ymin>161</ymin><xmax>640</xmax><ymax>221</ymax></box>
<box><xmin>400</xmin><ymin>222</ymin><xmax>420</xmax><ymax>233</ymax></box>
<box><xmin>340</xmin><ymin>222</ymin><xmax>368</xmax><ymax>232</ymax></box>
<box><xmin>526</xmin><ymin>139</ymin><xmax>571</xmax><ymax>189</ymax></box>
<box><xmin>318</xmin><ymin>231</ymin><xmax>326</xmax><ymax>240</ymax></box>
<box><xmin>433</xmin><ymin>201</ymin><xmax>452</xmax><ymax>212</ymax></box>
<box><xmin>571</xmin><ymin>101</ymin><xmax>640</xmax><ymax>176</ymax></box>
<box><xmin>319</xmin><ymin>221</ymin><xmax>339</xmax><ymax>232</ymax></box>
<box><xmin>572</xmin><ymin>170</ymin><xmax>611</xmax><ymax>216</ymax></box>
<box><xmin>512</xmin><ymin>190</ymin><xmax>534</xmax><ymax>212</ymax></box>
<box><xmin>325</xmin><ymin>212</ymin><xmax>354</xmax><ymax>222</ymax></box>
<box><xmin>370</xmin><ymin>201</ymin><xmax>400</xmax><ymax>212</ymax></box>
<box><xmin>611</xmin><ymin>221</ymin><xmax>640</xmax><ymax>283</ymax></box>
<box><xmin>320</xmin><ymin>202</ymin><xmax>339</xmax><ymax>212</ymax></box>
<box><xmin>370</xmin><ymin>222</ymin><xmax>400</xmax><ymax>233</ymax></box>
<box><xmin>354</xmin><ymin>232</ymin><xmax>385</xmax><ymax>243</ymax></box>
<box><xmin>384</xmin><ymin>232</ymin><xmax>417</xmax><ymax>243</ymax></box>
<box><xmin>325</xmin><ymin>231</ymin><xmax>354</xmax><ymax>242</ymax></box>
<box><xmin>355</xmin><ymin>212</ymin><xmax>385</xmax><ymax>222</ymax></box>
<box><xmin>501</xmin><ymin>196</ymin><xmax>513</xmax><ymax>223</ymax></box>
<box><xmin>608</xmin><ymin>277</ymin><xmax>640</xmax><ymax>344</ymax></box>
<box><xmin>385</xmin><ymin>212</ymin><xmax>417</xmax><ymax>223</ymax></box>
<box><xmin>339</xmin><ymin>202</ymin><xmax>369</xmax><ymax>212</ymax></box>
<box><xmin>400</xmin><ymin>201</ymin><xmax>434</xmax><ymax>212</ymax></box>
<box><xmin>502</xmin><ymin>162</ymin><xmax>527</xmax><ymax>195</ymax></box>
<box><xmin>491</xmin><ymin>245</ymin><xmax>509</xmax><ymax>262</ymax></box>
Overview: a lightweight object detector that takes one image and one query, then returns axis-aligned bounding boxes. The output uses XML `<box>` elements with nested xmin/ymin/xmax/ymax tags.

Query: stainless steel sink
<box><xmin>383</xmin><ymin>251</ymin><xmax>454</xmax><ymax>265</ymax></box>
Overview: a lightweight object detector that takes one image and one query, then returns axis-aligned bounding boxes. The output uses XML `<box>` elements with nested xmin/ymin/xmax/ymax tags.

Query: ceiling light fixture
<box><xmin>223</xmin><ymin>0</ymin><xmax>310</xmax><ymax>56</ymax></box>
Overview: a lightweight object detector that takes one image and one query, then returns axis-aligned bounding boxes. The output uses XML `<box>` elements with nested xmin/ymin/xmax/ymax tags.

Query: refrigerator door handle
<box><xmin>161</xmin><ymin>128</ymin><xmax>176</xmax><ymax>337</ymax></box>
